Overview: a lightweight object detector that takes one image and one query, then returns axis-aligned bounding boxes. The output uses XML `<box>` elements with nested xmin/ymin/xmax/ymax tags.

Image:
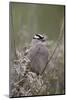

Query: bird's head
<box><xmin>33</xmin><ymin>33</ymin><xmax>48</xmax><ymax>42</ymax></box>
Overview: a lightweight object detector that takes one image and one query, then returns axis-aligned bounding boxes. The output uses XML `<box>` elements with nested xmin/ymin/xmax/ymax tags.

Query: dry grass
<box><xmin>9</xmin><ymin>35</ymin><xmax>64</xmax><ymax>97</ymax></box>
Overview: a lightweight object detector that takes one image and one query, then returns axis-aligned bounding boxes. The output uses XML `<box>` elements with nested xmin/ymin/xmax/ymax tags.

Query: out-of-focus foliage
<box><xmin>10</xmin><ymin>2</ymin><xmax>64</xmax><ymax>50</ymax></box>
<box><xmin>9</xmin><ymin>2</ymin><xmax>65</xmax><ymax>97</ymax></box>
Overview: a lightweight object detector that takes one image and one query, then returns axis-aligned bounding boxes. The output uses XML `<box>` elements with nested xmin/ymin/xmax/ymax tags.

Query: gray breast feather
<box><xmin>28</xmin><ymin>43</ymin><xmax>48</xmax><ymax>74</ymax></box>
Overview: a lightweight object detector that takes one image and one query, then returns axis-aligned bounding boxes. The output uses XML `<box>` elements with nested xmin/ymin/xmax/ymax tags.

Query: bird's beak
<box><xmin>42</xmin><ymin>37</ymin><xmax>48</xmax><ymax>42</ymax></box>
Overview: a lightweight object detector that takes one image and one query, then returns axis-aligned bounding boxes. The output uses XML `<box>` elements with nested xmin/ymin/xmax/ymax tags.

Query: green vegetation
<box><xmin>9</xmin><ymin>2</ymin><xmax>65</xmax><ymax>97</ymax></box>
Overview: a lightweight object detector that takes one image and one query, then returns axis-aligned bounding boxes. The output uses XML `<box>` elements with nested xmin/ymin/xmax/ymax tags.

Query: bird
<box><xmin>27</xmin><ymin>33</ymin><xmax>48</xmax><ymax>75</ymax></box>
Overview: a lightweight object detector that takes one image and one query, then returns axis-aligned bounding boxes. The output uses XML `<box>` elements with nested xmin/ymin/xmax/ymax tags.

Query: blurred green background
<box><xmin>9</xmin><ymin>3</ymin><xmax>65</xmax><ymax>96</ymax></box>
<box><xmin>10</xmin><ymin>2</ymin><xmax>64</xmax><ymax>49</ymax></box>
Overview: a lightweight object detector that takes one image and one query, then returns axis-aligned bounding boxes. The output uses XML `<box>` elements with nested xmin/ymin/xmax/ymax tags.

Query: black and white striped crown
<box><xmin>33</xmin><ymin>34</ymin><xmax>44</xmax><ymax>40</ymax></box>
